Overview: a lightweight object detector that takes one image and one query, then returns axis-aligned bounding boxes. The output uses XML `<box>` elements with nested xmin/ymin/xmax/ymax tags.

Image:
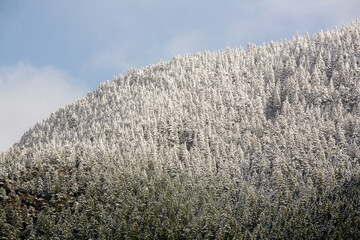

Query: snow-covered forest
<box><xmin>1</xmin><ymin>21</ymin><xmax>360</xmax><ymax>239</ymax></box>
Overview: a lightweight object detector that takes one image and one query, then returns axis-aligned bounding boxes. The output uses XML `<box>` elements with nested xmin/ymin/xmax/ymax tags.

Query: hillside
<box><xmin>1</xmin><ymin>22</ymin><xmax>360</xmax><ymax>239</ymax></box>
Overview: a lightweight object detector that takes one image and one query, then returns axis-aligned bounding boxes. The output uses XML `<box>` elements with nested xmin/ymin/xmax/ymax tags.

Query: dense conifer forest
<box><xmin>1</xmin><ymin>22</ymin><xmax>360</xmax><ymax>239</ymax></box>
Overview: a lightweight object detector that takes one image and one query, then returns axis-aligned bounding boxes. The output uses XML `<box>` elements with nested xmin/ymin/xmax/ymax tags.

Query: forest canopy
<box><xmin>1</xmin><ymin>21</ymin><xmax>360</xmax><ymax>239</ymax></box>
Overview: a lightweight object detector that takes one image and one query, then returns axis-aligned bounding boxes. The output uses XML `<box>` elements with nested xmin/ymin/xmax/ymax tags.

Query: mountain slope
<box><xmin>1</xmin><ymin>22</ymin><xmax>360</xmax><ymax>239</ymax></box>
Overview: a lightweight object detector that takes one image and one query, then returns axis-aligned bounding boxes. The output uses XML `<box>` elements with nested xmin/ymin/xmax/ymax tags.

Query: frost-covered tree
<box><xmin>1</xmin><ymin>21</ymin><xmax>360</xmax><ymax>239</ymax></box>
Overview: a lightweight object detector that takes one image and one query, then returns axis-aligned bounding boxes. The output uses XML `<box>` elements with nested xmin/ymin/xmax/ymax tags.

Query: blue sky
<box><xmin>1</xmin><ymin>0</ymin><xmax>359</xmax><ymax>152</ymax></box>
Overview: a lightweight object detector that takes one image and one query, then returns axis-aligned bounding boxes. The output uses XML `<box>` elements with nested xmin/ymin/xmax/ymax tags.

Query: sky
<box><xmin>0</xmin><ymin>0</ymin><xmax>359</xmax><ymax>152</ymax></box>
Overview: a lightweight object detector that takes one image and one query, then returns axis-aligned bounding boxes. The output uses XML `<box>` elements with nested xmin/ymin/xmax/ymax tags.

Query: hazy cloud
<box><xmin>227</xmin><ymin>0</ymin><xmax>360</xmax><ymax>46</ymax></box>
<box><xmin>164</xmin><ymin>33</ymin><xmax>202</xmax><ymax>59</ymax></box>
<box><xmin>0</xmin><ymin>61</ymin><xmax>86</xmax><ymax>152</ymax></box>
<box><xmin>87</xmin><ymin>46</ymin><xmax>132</xmax><ymax>73</ymax></box>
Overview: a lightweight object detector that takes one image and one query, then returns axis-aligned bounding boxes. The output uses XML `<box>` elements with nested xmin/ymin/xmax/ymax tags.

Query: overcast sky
<box><xmin>0</xmin><ymin>0</ymin><xmax>359</xmax><ymax>152</ymax></box>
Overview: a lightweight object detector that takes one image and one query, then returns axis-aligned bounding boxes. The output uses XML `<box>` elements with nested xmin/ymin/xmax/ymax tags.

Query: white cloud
<box><xmin>0</xmin><ymin>61</ymin><xmax>86</xmax><ymax>152</ymax></box>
